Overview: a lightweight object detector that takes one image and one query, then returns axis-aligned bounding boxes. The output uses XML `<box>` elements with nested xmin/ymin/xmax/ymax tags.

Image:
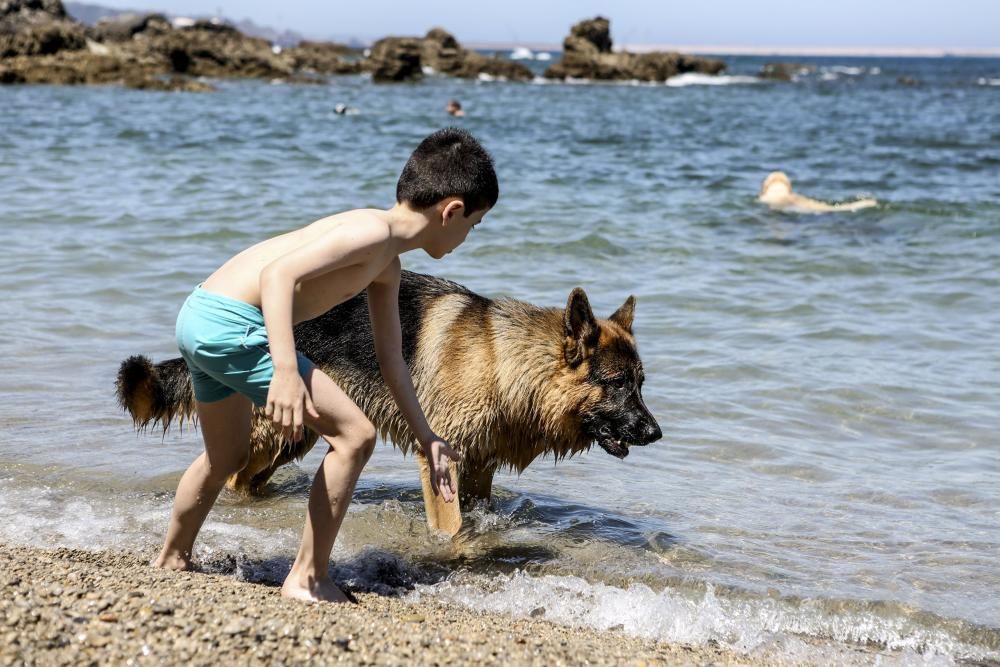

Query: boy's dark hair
<box><xmin>396</xmin><ymin>128</ymin><xmax>498</xmax><ymax>214</ymax></box>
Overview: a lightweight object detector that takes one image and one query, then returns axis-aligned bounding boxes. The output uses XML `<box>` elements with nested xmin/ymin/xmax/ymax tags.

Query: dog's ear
<box><xmin>564</xmin><ymin>288</ymin><xmax>598</xmax><ymax>366</ymax></box>
<box><xmin>609</xmin><ymin>295</ymin><xmax>635</xmax><ymax>332</ymax></box>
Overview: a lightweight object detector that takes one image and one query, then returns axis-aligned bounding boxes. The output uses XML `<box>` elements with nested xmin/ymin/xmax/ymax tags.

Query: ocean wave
<box><xmin>665</xmin><ymin>73</ymin><xmax>761</xmax><ymax>87</ymax></box>
<box><xmin>414</xmin><ymin>571</ymin><xmax>999</xmax><ymax>665</ymax></box>
<box><xmin>827</xmin><ymin>66</ymin><xmax>866</xmax><ymax>76</ymax></box>
<box><xmin>529</xmin><ymin>73</ymin><xmax>759</xmax><ymax>87</ymax></box>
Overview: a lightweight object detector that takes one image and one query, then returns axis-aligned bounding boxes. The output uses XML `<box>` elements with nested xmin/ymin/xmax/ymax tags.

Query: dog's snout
<box><xmin>642</xmin><ymin>421</ymin><xmax>662</xmax><ymax>444</ymax></box>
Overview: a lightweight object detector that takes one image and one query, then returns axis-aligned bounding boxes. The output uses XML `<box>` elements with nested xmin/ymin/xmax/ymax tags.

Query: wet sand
<box><xmin>0</xmin><ymin>542</ymin><xmax>775</xmax><ymax>666</ymax></box>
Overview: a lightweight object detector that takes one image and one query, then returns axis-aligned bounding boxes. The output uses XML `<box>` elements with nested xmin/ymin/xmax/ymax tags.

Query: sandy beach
<box><xmin>0</xmin><ymin>542</ymin><xmax>772</xmax><ymax>666</ymax></box>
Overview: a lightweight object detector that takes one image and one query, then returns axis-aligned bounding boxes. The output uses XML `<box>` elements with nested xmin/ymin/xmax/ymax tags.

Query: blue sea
<box><xmin>1</xmin><ymin>55</ymin><xmax>999</xmax><ymax>665</ymax></box>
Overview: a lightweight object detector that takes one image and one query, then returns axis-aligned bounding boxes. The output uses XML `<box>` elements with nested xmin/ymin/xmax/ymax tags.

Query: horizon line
<box><xmin>463</xmin><ymin>41</ymin><xmax>1000</xmax><ymax>58</ymax></box>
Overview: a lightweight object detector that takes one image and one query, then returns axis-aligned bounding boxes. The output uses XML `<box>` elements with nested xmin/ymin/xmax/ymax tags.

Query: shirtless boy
<box><xmin>759</xmin><ymin>171</ymin><xmax>877</xmax><ymax>213</ymax></box>
<box><xmin>153</xmin><ymin>128</ymin><xmax>497</xmax><ymax>603</ymax></box>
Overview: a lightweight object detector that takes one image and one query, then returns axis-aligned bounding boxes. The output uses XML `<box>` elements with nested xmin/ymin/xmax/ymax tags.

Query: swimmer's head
<box><xmin>760</xmin><ymin>171</ymin><xmax>792</xmax><ymax>197</ymax></box>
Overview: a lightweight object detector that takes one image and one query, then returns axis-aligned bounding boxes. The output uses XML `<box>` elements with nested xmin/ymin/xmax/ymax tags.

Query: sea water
<box><xmin>1</xmin><ymin>55</ymin><xmax>998</xmax><ymax>664</ymax></box>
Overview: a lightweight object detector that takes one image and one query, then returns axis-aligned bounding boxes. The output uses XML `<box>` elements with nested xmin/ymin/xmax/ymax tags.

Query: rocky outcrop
<box><xmin>758</xmin><ymin>62</ymin><xmax>815</xmax><ymax>81</ymax></box>
<box><xmin>544</xmin><ymin>16</ymin><xmax>726</xmax><ymax>82</ymax></box>
<box><xmin>1</xmin><ymin>0</ymin><xmax>86</xmax><ymax>57</ymax></box>
<box><xmin>122</xmin><ymin>73</ymin><xmax>214</xmax><ymax>92</ymax></box>
<box><xmin>148</xmin><ymin>25</ymin><xmax>290</xmax><ymax>78</ymax></box>
<box><xmin>3</xmin><ymin>4</ymin><xmax>527</xmax><ymax>88</ymax></box>
<box><xmin>283</xmin><ymin>40</ymin><xmax>362</xmax><ymax>75</ymax></box>
<box><xmin>368</xmin><ymin>36</ymin><xmax>423</xmax><ymax>82</ymax></box>
<box><xmin>1</xmin><ymin>0</ymin><xmax>362</xmax><ymax>87</ymax></box>
<box><xmin>369</xmin><ymin>27</ymin><xmax>532</xmax><ymax>83</ymax></box>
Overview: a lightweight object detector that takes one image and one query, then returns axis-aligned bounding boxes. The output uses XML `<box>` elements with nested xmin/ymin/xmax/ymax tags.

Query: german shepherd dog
<box><xmin>117</xmin><ymin>271</ymin><xmax>662</xmax><ymax>535</ymax></box>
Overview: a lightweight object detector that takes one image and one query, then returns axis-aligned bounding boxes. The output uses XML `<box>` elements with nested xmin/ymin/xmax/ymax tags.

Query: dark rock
<box><xmin>420</xmin><ymin>26</ymin><xmax>461</xmax><ymax>74</ymax></box>
<box><xmin>0</xmin><ymin>19</ymin><xmax>85</xmax><ymax>56</ymax></box>
<box><xmin>759</xmin><ymin>62</ymin><xmax>815</xmax><ymax>81</ymax></box>
<box><xmin>89</xmin><ymin>13</ymin><xmax>170</xmax><ymax>43</ymax></box>
<box><xmin>283</xmin><ymin>40</ymin><xmax>362</xmax><ymax>75</ymax></box>
<box><xmin>0</xmin><ymin>50</ymin><xmax>140</xmax><ymax>84</ymax></box>
<box><xmin>147</xmin><ymin>26</ymin><xmax>290</xmax><ymax>78</ymax></box>
<box><xmin>1</xmin><ymin>0</ymin><xmax>68</xmax><ymax>22</ymax></box>
<box><xmin>452</xmin><ymin>49</ymin><xmax>532</xmax><ymax>80</ymax></box>
<box><xmin>544</xmin><ymin>16</ymin><xmax>725</xmax><ymax>82</ymax></box>
<box><xmin>183</xmin><ymin>19</ymin><xmax>239</xmax><ymax>35</ymax></box>
<box><xmin>122</xmin><ymin>73</ymin><xmax>214</xmax><ymax>92</ymax></box>
<box><xmin>569</xmin><ymin>16</ymin><xmax>611</xmax><ymax>53</ymax></box>
<box><xmin>1</xmin><ymin>0</ymin><xmax>85</xmax><ymax>58</ymax></box>
<box><xmin>1</xmin><ymin>10</ymin><xmax>524</xmax><ymax>86</ymax></box>
<box><xmin>420</xmin><ymin>27</ymin><xmax>532</xmax><ymax>81</ymax></box>
<box><xmin>368</xmin><ymin>36</ymin><xmax>423</xmax><ymax>82</ymax></box>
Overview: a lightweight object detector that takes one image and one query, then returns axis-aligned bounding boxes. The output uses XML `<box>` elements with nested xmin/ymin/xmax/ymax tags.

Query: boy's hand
<box><xmin>265</xmin><ymin>369</ymin><xmax>320</xmax><ymax>443</ymax></box>
<box><xmin>421</xmin><ymin>436</ymin><xmax>461</xmax><ymax>503</ymax></box>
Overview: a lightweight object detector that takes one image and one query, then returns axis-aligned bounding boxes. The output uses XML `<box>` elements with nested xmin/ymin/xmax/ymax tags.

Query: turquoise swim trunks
<box><xmin>175</xmin><ymin>286</ymin><xmax>314</xmax><ymax>406</ymax></box>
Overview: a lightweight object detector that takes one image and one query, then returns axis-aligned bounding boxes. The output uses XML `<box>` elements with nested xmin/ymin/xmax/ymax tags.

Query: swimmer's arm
<box><xmin>259</xmin><ymin>219</ymin><xmax>389</xmax><ymax>437</ymax></box>
<box><xmin>368</xmin><ymin>259</ymin><xmax>460</xmax><ymax>500</ymax></box>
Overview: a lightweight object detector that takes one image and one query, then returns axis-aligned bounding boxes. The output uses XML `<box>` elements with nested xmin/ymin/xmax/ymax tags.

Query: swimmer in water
<box><xmin>446</xmin><ymin>99</ymin><xmax>465</xmax><ymax>117</ymax></box>
<box><xmin>759</xmin><ymin>171</ymin><xmax>877</xmax><ymax>213</ymax></box>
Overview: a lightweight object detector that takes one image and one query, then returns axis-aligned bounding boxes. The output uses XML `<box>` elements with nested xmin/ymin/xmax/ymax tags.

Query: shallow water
<box><xmin>1</xmin><ymin>55</ymin><xmax>999</xmax><ymax>664</ymax></box>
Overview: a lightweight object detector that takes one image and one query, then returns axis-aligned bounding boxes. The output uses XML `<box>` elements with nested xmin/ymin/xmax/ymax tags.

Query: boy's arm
<box><xmin>259</xmin><ymin>219</ymin><xmax>390</xmax><ymax>441</ymax></box>
<box><xmin>367</xmin><ymin>258</ymin><xmax>461</xmax><ymax>502</ymax></box>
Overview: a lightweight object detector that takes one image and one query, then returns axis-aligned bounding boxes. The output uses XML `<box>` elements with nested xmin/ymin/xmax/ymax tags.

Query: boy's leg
<box><xmin>154</xmin><ymin>392</ymin><xmax>252</xmax><ymax>570</ymax></box>
<box><xmin>281</xmin><ymin>366</ymin><xmax>376</xmax><ymax>603</ymax></box>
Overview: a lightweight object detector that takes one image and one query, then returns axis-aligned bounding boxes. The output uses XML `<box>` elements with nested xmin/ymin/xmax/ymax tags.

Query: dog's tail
<box><xmin>116</xmin><ymin>355</ymin><xmax>197</xmax><ymax>430</ymax></box>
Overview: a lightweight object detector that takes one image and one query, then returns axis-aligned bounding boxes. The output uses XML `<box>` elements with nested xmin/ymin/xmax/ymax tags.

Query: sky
<box><xmin>92</xmin><ymin>0</ymin><xmax>999</xmax><ymax>50</ymax></box>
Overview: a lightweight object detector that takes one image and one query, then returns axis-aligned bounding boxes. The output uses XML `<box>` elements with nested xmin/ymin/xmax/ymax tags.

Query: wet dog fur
<box><xmin>117</xmin><ymin>271</ymin><xmax>661</xmax><ymax>534</ymax></box>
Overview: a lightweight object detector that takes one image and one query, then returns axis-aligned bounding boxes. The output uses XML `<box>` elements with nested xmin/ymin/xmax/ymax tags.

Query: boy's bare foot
<box><xmin>281</xmin><ymin>574</ymin><xmax>352</xmax><ymax>603</ymax></box>
<box><xmin>152</xmin><ymin>551</ymin><xmax>191</xmax><ymax>571</ymax></box>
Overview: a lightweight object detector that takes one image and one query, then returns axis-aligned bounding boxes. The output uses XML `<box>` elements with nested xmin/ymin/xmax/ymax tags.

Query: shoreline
<box><xmin>0</xmin><ymin>542</ymin><xmax>771</xmax><ymax>666</ymax></box>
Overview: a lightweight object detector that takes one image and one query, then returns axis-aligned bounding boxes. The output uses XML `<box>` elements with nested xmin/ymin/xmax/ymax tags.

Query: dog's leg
<box><xmin>459</xmin><ymin>465</ymin><xmax>495</xmax><ymax>506</ymax></box>
<box><xmin>418</xmin><ymin>453</ymin><xmax>462</xmax><ymax>536</ymax></box>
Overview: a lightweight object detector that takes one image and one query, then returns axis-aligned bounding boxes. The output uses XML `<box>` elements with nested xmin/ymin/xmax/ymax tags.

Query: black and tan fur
<box><xmin>117</xmin><ymin>271</ymin><xmax>661</xmax><ymax>535</ymax></box>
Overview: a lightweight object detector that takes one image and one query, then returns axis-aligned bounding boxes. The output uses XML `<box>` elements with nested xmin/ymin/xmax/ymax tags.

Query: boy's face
<box><xmin>427</xmin><ymin>202</ymin><xmax>490</xmax><ymax>259</ymax></box>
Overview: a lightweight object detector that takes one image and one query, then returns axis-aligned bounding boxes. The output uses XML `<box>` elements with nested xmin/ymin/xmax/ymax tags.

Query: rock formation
<box><xmin>758</xmin><ymin>62</ymin><xmax>815</xmax><ymax>81</ymax></box>
<box><xmin>368</xmin><ymin>27</ymin><xmax>532</xmax><ymax>83</ymax></box>
<box><xmin>0</xmin><ymin>0</ymin><xmax>362</xmax><ymax>88</ymax></box>
<box><xmin>2</xmin><ymin>5</ymin><xmax>525</xmax><ymax>89</ymax></box>
<box><xmin>544</xmin><ymin>16</ymin><xmax>726</xmax><ymax>82</ymax></box>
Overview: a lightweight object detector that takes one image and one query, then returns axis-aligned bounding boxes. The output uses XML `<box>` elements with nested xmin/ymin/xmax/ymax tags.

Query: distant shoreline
<box><xmin>466</xmin><ymin>41</ymin><xmax>1000</xmax><ymax>58</ymax></box>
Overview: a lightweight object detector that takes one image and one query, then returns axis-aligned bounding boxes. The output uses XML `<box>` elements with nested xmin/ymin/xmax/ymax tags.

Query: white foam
<box><xmin>977</xmin><ymin>77</ymin><xmax>1000</xmax><ymax>86</ymax></box>
<box><xmin>665</xmin><ymin>73</ymin><xmax>760</xmax><ymax>87</ymax></box>
<box><xmin>509</xmin><ymin>47</ymin><xmax>534</xmax><ymax>61</ymax></box>
<box><xmin>411</xmin><ymin>571</ymin><xmax>992</xmax><ymax>665</ymax></box>
<box><xmin>829</xmin><ymin>66</ymin><xmax>865</xmax><ymax>76</ymax></box>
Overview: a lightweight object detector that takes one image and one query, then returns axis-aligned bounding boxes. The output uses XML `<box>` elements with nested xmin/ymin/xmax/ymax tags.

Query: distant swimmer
<box><xmin>334</xmin><ymin>103</ymin><xmax>358</xmax><ymax>115</ymax></box>
<box><xmin>446</xmin><ymin>99</ymin><xmax>465</xmax><ymax>117</ymax></box>
<box><xmin>759</xmin><ymin>171</ymin><xmax>878</xmax><ymax>213</ymax></box>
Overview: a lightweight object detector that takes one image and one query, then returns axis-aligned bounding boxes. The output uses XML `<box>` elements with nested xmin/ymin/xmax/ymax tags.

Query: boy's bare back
<box><xmin>202</xmin><ymin>209</ymin><xmax>398</xmax><ymax>324</ymax></box>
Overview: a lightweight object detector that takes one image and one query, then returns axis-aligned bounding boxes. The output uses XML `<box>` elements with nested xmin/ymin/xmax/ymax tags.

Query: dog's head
<box><xmin>563</xmin><ymin>288</ymin><xmax>662</xmax><ymax>458</ymax></box>
<box><xmin>760</xmin><ymin>170</ymin><xmax>792</xmax><ymax>198</ymax></box>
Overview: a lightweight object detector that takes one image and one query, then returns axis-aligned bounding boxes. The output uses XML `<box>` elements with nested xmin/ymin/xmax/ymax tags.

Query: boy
<box><xmin>154</xmin><ymin>128</ymin><xmax>497</xmax><ymax>603</ymax></box>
